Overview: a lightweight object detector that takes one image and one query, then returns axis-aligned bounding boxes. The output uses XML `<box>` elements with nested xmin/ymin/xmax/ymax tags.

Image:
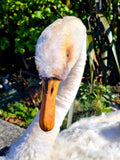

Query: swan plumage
<box><xmin>52</xmin><ymin>111</ymin><xmax>120</xmax><ymax>160</ymax></box>
<box><xmin>0</xmin><ymin>16</ymin><xmax>120</xmax><ymax>160</ymax></box>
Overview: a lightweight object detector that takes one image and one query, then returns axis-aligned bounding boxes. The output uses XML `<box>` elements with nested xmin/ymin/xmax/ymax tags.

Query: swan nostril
<box><xmin>51</xmin><ymin>87</ymin><xmax>54</xmax><ymax>94</ymax></box>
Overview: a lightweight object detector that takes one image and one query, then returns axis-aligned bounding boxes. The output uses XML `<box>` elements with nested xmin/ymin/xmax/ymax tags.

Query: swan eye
<box><xmin>66</xmin><ymin>50</ymin><xmax>70</xmax><ymax>58</ymax></box>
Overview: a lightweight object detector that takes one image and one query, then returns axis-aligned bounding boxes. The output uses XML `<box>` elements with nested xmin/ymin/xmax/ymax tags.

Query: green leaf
<box><xmin>33</xmin><ymin>11</ymin><xmax>44</xmax><ymax>19</ymax></box>
<box><xmin>87</xmin><ymin>30</ymin><xmax>95</xmax><ymax>84</ymax></box>
<box><xmin>0</xmin><ymin>109</ymin><xmax>3</xmax><ymax>115</ymax></box>
<box><xmin>67</xmin><ymin>101</ymin><xmax>74</xmax><ymax>128</ymax></box>
<box><xmin>30</xmin><ymin>108</ymin><xmax>37</xmax><ymax>118</ymax></box>
<box><xmin>2</xmin><ymin>111</ymin><xmax>8</xmax><ymax>117</ymax></box>
<box><xmin>15</xmin><ymin>1</ymin><xmax>22</xmax><ymax>5</ymax></box>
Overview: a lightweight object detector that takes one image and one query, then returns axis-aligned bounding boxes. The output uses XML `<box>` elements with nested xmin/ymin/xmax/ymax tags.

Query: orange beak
<box><xmin>39</xmin><ymin>78</ymin><xmax>61</xmax><ymax>131</ymax></box>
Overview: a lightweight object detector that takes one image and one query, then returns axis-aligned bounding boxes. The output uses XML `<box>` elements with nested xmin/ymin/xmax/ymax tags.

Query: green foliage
<box><xmin>0</xmin><ymin>101</ymin><xmax>38</xmax><ymax>127</ymax></box>
<box><xmin>0</xmin><ymin>0</ymin><xmax>74</xmax><ymax>55</ymax></box>
<box><xmin>75</xmin><ymin>82</ymin><xmax>115</xmax><ymax>116</ymax></box>
<box><xmin>61</xmin><ymin>82</ymin><xmax>116</xmax><ymax>130</ymax></box>
<box><xmin>98</xmin><ymin>13</ymin><xmax>120</xmax><ymax>75</ymax></box>
<box><xmin>87</xmin><ymin>11</ymin><xmax>120</xmax><ymax>84</ymax></box>
<box><xmin>0</xmin><ymin>0</ymin><xmax>91</xmax><ymax>56</ymax></box>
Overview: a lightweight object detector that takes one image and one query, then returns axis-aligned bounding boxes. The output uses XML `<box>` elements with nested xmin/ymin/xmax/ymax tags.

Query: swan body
<box><xmin>52</xmin><ymin>111</ymin><xmax>120</xmax><ymax>160</ymax></box>
<box><xmin>0</xmin><ymin>16</ymin><xmax>120</xmax><ymax>160</ymax></box>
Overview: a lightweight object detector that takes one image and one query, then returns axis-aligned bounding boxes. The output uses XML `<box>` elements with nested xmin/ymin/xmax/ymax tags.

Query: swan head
<box><xmin>35</xmin><ymin>16</ymin><xmax>86</xmax><ymax>131</ymax></box>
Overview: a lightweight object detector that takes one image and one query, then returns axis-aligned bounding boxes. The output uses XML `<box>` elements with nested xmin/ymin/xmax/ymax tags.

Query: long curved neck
<box><xmin>55</xmin><ymin>34</ymin><xmax>86</xmax><ymax>129</ymax></box>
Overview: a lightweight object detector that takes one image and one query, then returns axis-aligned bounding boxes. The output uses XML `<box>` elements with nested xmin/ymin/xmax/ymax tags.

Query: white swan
<box><xmin>1</xmin><ymin>16</ymin><xmax>120</xmax><ymax>160</ymax></box>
